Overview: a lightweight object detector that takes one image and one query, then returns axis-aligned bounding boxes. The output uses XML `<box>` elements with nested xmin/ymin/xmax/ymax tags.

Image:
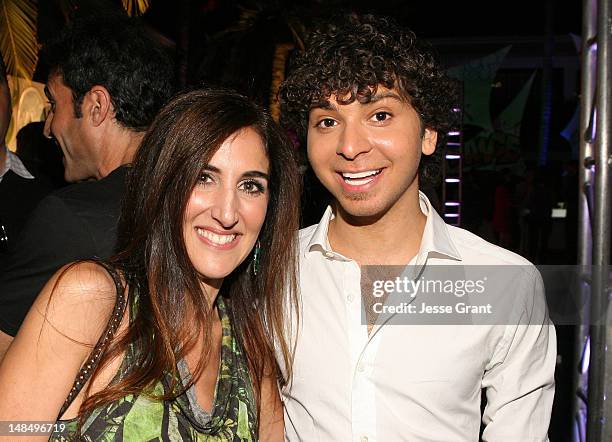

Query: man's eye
<box><xmin>373</xmin><ymin>112</ymin><xmax>390</xmax><ymax>122</ymax></box>
<box><xmin>317</xmin><ymin>118</ymin><xmax>337</xmax><ymax>128</ymax></box>
<box><xmin>239</xmin><ymin>180</ymin><xmax>265</xmax><ymax>195</ymax></box>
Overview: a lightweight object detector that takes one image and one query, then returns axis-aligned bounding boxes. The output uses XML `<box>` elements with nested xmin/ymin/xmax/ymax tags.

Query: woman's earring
<box><xmin>252</xmin><ymin>240</ymin><xmax>261</xmax><ymax>276</ymax></box>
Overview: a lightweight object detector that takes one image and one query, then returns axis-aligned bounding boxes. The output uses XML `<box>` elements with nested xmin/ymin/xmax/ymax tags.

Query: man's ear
<box><xmin>83</xmin><ymin>85</ymin><xmax>112</xmax><ymax>127</ymax></box>
<box><xmin>421</xmin><ymin>128</ymin><xmax>437</xmax><ymax>156</ymax></box>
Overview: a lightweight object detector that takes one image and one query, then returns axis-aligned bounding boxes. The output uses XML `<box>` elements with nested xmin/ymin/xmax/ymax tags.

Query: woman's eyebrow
<box><xmin>202</xmin><ymin>164</ymin><xmax>220</xmax><ymax>173</ymax></box>
<box><xmin>204</xmin><ymin>165</ymin><xmax>269</xmax><ymax>181</ymax></box>
<box><xmin>242</xmin><ymin>171</ymin><xmax>269</xmax><ymax>180</ymax></box>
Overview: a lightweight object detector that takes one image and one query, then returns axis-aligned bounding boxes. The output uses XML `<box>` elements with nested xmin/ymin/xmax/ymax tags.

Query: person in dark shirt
<box><xmin>0</xmin><ymin>14</ymin><xmax>174</xmax><ymax>359</ymax></box>
<box><xmin>0</xmin><ymin>55</ymin><xmax>55</xmax><ymax>253</ymax></box>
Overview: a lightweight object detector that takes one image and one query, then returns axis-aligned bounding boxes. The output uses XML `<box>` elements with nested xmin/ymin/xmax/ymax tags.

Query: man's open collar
<box><xmin>304</xmin><ymin>205</ymin><xmax>339</xmax><ymax>258</ymax></box>
<box><xmin>417</xmin><ymin>191</ymin><xmax>462</xmax><ymax>263</ymax></box>
<box><xmin>304</xmin><ymin>192</ymin><xmax>462</xmax><ymax>264</ymax></box>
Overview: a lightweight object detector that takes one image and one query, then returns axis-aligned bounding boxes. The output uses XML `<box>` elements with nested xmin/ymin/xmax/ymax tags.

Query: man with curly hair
<box><xmin>279</xmin><ymin>13</ymin><xmax>555</xmax><ymax>441</ymax></box>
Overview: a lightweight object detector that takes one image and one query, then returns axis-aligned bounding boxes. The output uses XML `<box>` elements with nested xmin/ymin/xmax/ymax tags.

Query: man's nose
<box><xmin>43</xmin><ymin>113</ymin><xmax>53</xmax><ymax>139</ymax></box>
<box><xmin>336</xmin><ymin>122</ymin><xmax>372</xmax><ymax>160</ymax></box>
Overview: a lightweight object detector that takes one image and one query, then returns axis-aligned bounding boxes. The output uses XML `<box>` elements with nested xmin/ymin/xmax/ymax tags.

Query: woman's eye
<box><xmin>316</xmin><ymin>118</ymin><xmax>337</xmax><ymax>128</ymax></box>
<box><xmin>372</xmin><ymin>111</ymin><xmax>390</xmax><ymax>122</ymax></box>
<box><xmin>240</xmin><ymin>180</ymin><xmax>265</xmax><ymax>195</ymax></box>
<box><xmin>198</xmin><ymin>172</ymin><xmax>214</xmax><ymax>185</ymax></box>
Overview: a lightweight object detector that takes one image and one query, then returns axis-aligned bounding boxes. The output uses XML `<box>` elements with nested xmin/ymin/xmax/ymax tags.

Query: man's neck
<box><xmin>95</xmin><ymin>129</ymin><xmax>144</xmax><ymax>179</ymax></box>
<box><xmin>327</xmin><ymin>192</ymin><xmax>427</xmax><ymax>266</ymax></box>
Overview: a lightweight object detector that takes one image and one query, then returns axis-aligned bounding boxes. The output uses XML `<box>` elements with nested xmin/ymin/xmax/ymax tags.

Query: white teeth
<box><xmin>196</xmin><ymin>228</ymin><xmax>237</xmax><ymax>245</ymax></box>
<box><xmin>341</xmin><ymin>169</ymin><xmax>382</xmax><ymax>186</ymax></box>
<box><xmin>346</xmin><ymin>177</ymin><xmax>374</xmax><ymax>186</ymax></box>
<box><xmin>342</xmin><ymin>170</ymin><xmax>380</xmax><ymax>179</ymax></box>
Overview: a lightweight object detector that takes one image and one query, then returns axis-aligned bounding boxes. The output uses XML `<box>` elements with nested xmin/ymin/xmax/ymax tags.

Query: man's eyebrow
<box><xmin>44</xmin><ymin>86</ymin><xmax>53</xmax><ymax>101</ymax></box>
<box><xmin>309</xmin><ymin>100</ymin><xmax>338</xmax><ymax>112</ymax></box>
<box><xmin>309</xmin><ymin>91</ymin><xmax>403</xmax><ymax>111</ymax></box>
<box><xmin>367</xmin><ymin>91</ymin><xmax>403</xmax><ymax>103</ymax></box>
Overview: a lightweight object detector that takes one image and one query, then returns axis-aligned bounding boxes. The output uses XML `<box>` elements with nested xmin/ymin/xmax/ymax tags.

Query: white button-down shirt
<box><xmin>282</xmin><ymin>192</ymin><xmax>556</xmax><ymax>442</ymax></box>
<box><xmin>0</xmin><ymin>145</ymin><xmax>34</xmax><ymax>183</ymax></box>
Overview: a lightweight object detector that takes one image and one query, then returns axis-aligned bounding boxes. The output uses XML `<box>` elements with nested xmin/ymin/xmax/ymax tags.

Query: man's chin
<box><xmin>335</xmin><ymin>199</ymin><xmax>389</xmax><ymax>226</ymax></box>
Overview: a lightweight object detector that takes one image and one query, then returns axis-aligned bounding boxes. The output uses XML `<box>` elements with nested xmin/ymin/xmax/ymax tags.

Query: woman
<box><xmin>0</xmin><ymin>89</ymin><xmax>300</xmax><ymax>441</ymax></box>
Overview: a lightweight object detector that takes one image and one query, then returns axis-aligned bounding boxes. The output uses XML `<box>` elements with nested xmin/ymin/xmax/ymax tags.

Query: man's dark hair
<box><xmin>280</xmin><ymin>13</ymin><xmax>458</xmax><ymax>186</ymax></box>
<box><xmin>42</xmin><ymin>15</ymin><xmax>174</xmax><ymax>131</ymax></box>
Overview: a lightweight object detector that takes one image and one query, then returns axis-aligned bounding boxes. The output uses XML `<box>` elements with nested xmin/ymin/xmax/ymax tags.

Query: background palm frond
<box><xmin>0</xmin><ymin>0</ymin><xmax>38</xmax><ymax>80</ymax></box>
<box><xmin>122</xmin><ymin>0</ymin><xmax>151</xmax><ymax>17</ymax></box>
<box><xmin>57</xmin><ymin>0</ymin><xmax>77</xmax><ymax>23</ymax></box>
<box><xmin>215</xmin><ymin>6</ymin><xmax>258</xmax><ymax>36</ymax></box>
<box><xmin>269</xmin><ymin>43</ymin><xmax>294</xmax><ymax>122</ymax></box>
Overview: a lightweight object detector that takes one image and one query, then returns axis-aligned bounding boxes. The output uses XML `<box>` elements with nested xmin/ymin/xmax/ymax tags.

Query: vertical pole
<box><xmin>575</xmin><ymin>1</ymin><xmax>597</xmax><ymax>441</ymax></box>
<box><xmin>586</xmin><ymin>0</ymin><xmax>612</xmax><ymax>440</ymax></box>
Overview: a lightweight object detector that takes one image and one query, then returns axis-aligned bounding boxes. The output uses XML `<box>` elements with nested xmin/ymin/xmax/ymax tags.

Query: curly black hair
<box><xmin>279</xmin><ymin>13</ymin><xmax>458</xmax><ymax>186</ymax></box>
<box><xmin>42</xmin><ymin>14</ymin><xmax>174</xmax><ymax>132</ymax></box>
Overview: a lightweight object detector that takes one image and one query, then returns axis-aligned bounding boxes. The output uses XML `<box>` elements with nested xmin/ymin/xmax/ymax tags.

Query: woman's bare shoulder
<box><xmin>0</xmin><ymin>261</ymin><xmax>125</xmax><ymax>424</ymax></box>
<box><xmin>33</xmin><ymin>261</ymin><xmax>124</xmax><ymax>345</ymax></box>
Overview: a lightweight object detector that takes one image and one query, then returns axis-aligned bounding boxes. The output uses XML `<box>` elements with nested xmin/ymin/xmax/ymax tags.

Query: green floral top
<box><xmin>51</xmin><ymin>295</ymin><xmax>257</xmax><ymax>441</ymax></box>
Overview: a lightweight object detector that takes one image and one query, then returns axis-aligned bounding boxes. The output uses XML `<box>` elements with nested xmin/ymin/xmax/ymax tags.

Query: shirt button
<box><xmin>324</xmin><ymin>251</ymin><xmax>334</xmax><ymax>258</ymax></box>
<box><xmin>357</xmin><ymin>363</ymin><xmax>365</xmax><ymax>373</ymax></box>
<box><xmin>360</xmin><ymin>436</ymin><xmax>369</xmax><ymax>442</ymax></box>
<box><xmin>346</xmin><ymin>294</ymin><xmax>354</xmax><ymax>302</ymax></box>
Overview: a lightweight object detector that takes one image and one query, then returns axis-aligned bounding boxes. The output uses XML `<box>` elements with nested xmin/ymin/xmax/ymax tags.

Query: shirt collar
<box><xmin>305</xmin><ymin>205</ymin><xmax>347</xmax><ymax>259</ymax></box>
<box><xmin>0</xmin><ymin>145</ymin><xmax>35</xmax><ymax>181</ymax></box>
<box><xmin>304</xmin><ymin>191</ymin><xmax>462</xmax><ymax>264</ymax></box>
<box><xmin>415</xmin><ymin>191</ymin><xmax>462</xmax><ymax>263</ymax></box>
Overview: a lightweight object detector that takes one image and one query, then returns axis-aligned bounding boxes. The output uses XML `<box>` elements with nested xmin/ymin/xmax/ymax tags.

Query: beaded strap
<box><xmin>57</xmin><ymin>262</ymin><xmax>128</xmax><ymax>418</ymax></box>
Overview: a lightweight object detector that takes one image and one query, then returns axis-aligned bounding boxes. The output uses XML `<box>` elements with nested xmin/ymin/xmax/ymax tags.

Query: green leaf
<box><xmin>121</xmin><ymin>0</ymin><xmax>150</xmax><ymax>17</ymax></box>
<box><xmin>0</xmin><ymin>0</ymin><xmax>38</xmax><ymax>80</ymax></box>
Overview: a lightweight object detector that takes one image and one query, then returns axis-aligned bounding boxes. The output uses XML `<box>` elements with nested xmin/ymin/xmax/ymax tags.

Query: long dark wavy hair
<box><xmin>79</xmin><ymin>88</ymin><xmax>300</xmax><ymax>422</ymax></box>
<box><xmin>279</xmin><ymin>13</ymin><xmax>458</xmax><ymax>187</ymax></box>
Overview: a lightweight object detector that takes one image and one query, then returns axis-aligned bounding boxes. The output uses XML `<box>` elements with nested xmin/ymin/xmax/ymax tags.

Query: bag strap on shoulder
<box><xmin>57</xmin><ymin>261</ymin><xmax>129</xmax><ymax>418</ymax></box>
